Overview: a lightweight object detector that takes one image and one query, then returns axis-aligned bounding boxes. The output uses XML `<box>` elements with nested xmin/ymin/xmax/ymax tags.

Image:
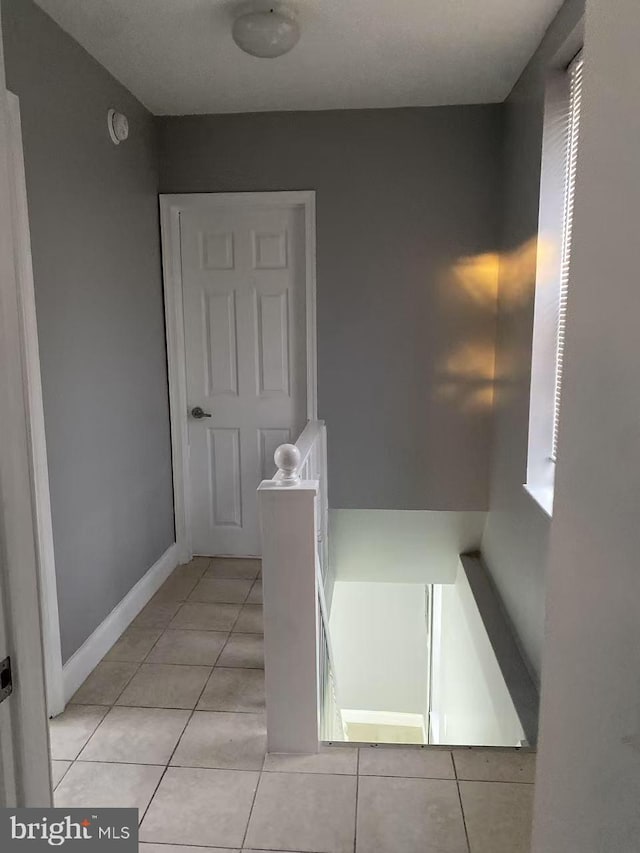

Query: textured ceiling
<box><xmin>34</xmin><ymin>0</ymin><xmax>564</xmax><ymax>115</ymax></box>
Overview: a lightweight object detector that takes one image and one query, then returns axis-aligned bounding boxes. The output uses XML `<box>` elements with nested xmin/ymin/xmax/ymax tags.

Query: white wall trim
<box><xmin>0</xmin><ymin>57</ymin><xmax>51</xmax><ymax>801</ymax></box>
<box><xmin>159</xmin><ymin>191</ymin><xmax>318</xmax><ymax>562</ymax></box>
<box><xmin>62</xmin><ymin>543</ymin><xmax>180</xmax><ymax>702</ymax></box>
<box><xmin>429</xmin><ymin>709</ymin><xmax>442</xmax><ymax>744</ymax></box>
<box><xmin>6</xmin><ymin>91</ymin><xmax>65</xmax><ymax>718</ymax></box>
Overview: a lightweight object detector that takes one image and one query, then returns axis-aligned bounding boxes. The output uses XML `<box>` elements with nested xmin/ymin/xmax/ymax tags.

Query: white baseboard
<box><xmin>62</xmin><ymin>543</ymin><xmax>180</xmax><ymax>703</ymax></box>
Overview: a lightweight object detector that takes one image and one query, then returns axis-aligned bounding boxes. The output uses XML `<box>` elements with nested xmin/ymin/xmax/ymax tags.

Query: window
<box><xmin>526</xmin><ymin>50</ymin><xmax>583</xmax><ymax>516</ymax></box>
<box><xmin>552</xmin><ymin>52</ymin><xmax>584</xmax><ymax>462</ymax></box>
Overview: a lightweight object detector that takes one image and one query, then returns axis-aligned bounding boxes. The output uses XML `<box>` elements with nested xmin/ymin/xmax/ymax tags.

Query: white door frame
<box><xmin>160</xmin><ymin>191</ymin><xmax>318</xmax><ymax>562</ymax></box>
<box><xmin>6</xmin><ymin>91</ymin><xmax>64</xmax><ymax>718</ymax></box>
<box><xmin>0</xmin><ymin>22</ymin><xmax>52</xmax><ymax>804</ymax></box>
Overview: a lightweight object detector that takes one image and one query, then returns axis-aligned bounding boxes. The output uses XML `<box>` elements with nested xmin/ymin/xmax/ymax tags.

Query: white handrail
<box><xmin>294</xmin><ymin>419</ymin><xmax>325</xmax><ymax>470</ymax></box>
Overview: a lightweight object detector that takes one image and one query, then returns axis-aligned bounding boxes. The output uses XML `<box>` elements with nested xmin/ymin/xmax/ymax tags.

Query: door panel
<box><xmin>208</xmin><ymin>428</ymin><xmax>242</xmax><ymax>527</ymax></box>
<box><xmin>181</xmin><ymin>202</ymin><xmax>307</xmax><ymax>556</ymax></box>
<box><xmin>256</xmin><ymin>290</ymin><xmax>290</xmax><ymax>395</ymax></box>
<box><xmin>204</xmin><ymin>290</ymin><xmax>238</xmax><ymax>396</ymax></box>
<box><xmin>259</xmin><ymin>427</ymin><xmax>292</xmax><ymax>480</ymax></box>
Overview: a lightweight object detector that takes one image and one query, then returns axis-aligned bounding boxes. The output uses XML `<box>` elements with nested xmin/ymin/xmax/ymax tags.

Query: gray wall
<box><xmin>2</xmin><ymin>0</ymin><xmax>174</xmax><ymax>662</ymax></box>
<box><xmin>481</xmin><ymin>0</ymin><xmax>585</xmax><ymax>680</ymax></box>
<box><xmin>158</xmin><ymin>107</ymin><xmax>502</xmax><ymax>512</ymax></box>
<box><xmin>533</xmin><ymin>0</ymin><xmax>640</xmax><ymax>847</ymax></box>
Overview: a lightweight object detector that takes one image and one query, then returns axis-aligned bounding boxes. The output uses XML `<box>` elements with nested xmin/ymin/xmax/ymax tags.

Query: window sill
<box><xmin>523</xmin><ymin>483</ymin><xmax>554</xmax><ymax>519</ymax></box>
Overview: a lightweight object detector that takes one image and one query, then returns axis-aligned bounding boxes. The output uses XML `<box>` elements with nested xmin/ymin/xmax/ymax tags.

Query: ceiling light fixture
<box><xmin>232</xmin><ymin>8</ymin><xmax>300</xmax><ymax>58</ymax></box>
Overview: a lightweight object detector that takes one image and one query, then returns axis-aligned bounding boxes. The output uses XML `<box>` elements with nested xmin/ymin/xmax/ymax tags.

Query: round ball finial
<box><xmin>274</xmin><ymin>443</ymin><xmax>301</xmax><ymax>485</ymax></box>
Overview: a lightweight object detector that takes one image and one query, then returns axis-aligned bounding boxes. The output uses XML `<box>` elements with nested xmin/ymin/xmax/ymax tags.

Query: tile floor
<box><xmin>49</xmin><ymin>556</ymin><xmax>535</xmax><ymax>853</ymax></box>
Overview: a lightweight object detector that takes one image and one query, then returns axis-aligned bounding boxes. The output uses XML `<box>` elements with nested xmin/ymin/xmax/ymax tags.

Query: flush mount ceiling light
<box><xmin>232</xmin><ymin>8</ymin><xmax>300</xmax><ymax>58</ymax></box>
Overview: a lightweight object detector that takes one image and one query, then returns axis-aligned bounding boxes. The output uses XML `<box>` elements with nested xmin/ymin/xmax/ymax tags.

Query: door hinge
<box><xmin>0</xmin><ymin>656</ymin><xmax>13</xmax><ymax>704</ymax></box>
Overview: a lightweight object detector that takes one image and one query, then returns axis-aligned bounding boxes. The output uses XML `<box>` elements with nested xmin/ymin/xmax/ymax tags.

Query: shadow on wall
<box><xmin>436</xmin><ymin>236</ymin><xmax>556</xmax><ymax>413</ymax></box>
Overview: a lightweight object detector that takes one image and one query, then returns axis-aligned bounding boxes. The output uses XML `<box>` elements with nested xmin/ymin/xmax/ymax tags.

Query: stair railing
<box><xmin>257</xmin><ymin>419</ymin><xmax>341</xmax><ymax>752</ymax></box>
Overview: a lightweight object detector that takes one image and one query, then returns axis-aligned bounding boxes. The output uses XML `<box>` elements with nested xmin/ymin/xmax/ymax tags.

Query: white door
<box><xmin>180</xmin><ymin>199</ymin><xmax>310</xmax><ymax>556</ymax></box>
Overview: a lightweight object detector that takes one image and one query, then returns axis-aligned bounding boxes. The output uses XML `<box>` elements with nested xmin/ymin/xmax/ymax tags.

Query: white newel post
<box><xmin>257</xmin><ymin>443</ymin><xmax>320</xmax><ymax>754</ymax></box>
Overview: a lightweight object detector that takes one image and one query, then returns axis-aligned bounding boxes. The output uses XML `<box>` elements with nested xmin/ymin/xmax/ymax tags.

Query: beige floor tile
<box><xmin>217</xmin><ymin>634</ymin><xmax>264</xmax><ymax>669</ymax></box>
<box><xmin>70</xmin><ymin>662</ymin><xmax>138</xmax><ymax>705</ymax></box>
<box><xmin>246</xmin><ymin>579</ymin><xmax>263</xmax><ymax>604</ymax></box>
<box><xmin>151</xmin><ymin>571</ymin><xmax>201</xmax><ymax>603</ymax></box>
<box><xmin>174</xmin><ymin>559</ymin><xmax>210</xmax><ymax>579</ymax></box>
<box><xmin>140</xmin><ymin>767</ymin><xmax>259</xmax><ymax>848</ymax></box>
<box><xmin>104</xmin><ymin>627</ymin><xmax>163</xmax><ymax>662</ymax></box>
<box><xmin>169</xmin><ymin>602</ymin><xmax>241</xmax><ymax>631</ymax></box>
<box><xmin>132</xmin><ymin>601</ymin><xmax>181</xmax><ymax>630</ymax></box>
<box><xmin>205</xmin><ymin>558</ymin><xmax>260</xmax><ymax>580</ymax></box>
<box><xmin>146</xmin><ymin>629</ymin><xmax>228</xmax><ymax>665</ymax></box>
<box><xmin>245</xmin><ymin>771</ymin><xmax>357</xmax><ymax>853</ymax></box>
<box><xmin>356</xmin><ymin>776</ymin><xmax>467</xmax><ymax>853</ymax></box>
<box><xmin>54</xmin><ymin>761</ymin><xmax>163</xmax><ymax>812</ymax></box>
<box><xmin>78</xmin><ymin>706</ymin><xmax>190</xmax><ymax>764</ymax></box>
<box><xmin>187</xmin><ymin>556</ymin><xmax>212</xmax><ymax>572</ymax></box>
<box><xmin>460</xmin><ymin>780</ymin><xmax>534</xmax><ymax>853</ymax></box>
<box><xmin>116</xmin><ymin>663</ymin><xmax>211</xmax><ymax>709</ymax></box>
<box><xmin>49</xmin><ymin>704</ymin><xmax>109</xmax><ymax>759</ymax></box>
<box><xmin>233</xmin><ymin>604</ymin><xmax>263</xmax><ymax>634</ymax></box>
<box><xmin>140</xmin><ymin>847</ymin><xmax>237</xmax><ymax>853</ymax></box>
<box><xmin>171</xmin><ymin>711</ymin><xmax>266</xmax><ymax>771</ymax></box>
<box><xmin>453</xmin><ymin>749</ymin><xmax>536</xmax><ymax>783</ymax></box>
<box><xmin>51</xmin><ymin>760</ymin><xmax>71</xmax><ymax>788</ymax></box>
<box><xmin>197</xmin><ymin>667</ymin><xmax>265</xmax><ymax>713</ymax></box>
<box><xmin>264</xmin><ymin>745</ymin><xmax>357</xmax><ymax>775</ymax></box>
<box><xmin>359</xmin><ymin>746</ymin><xmax>455</xmax><ymax>779</ymax></box>
<box><xmin>188</xmin><ymin>578</ymin><xmax>252</xmax><ymax>604</ymax></box>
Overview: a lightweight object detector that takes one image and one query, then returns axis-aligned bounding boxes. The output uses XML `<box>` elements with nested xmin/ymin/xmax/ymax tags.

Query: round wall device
<box><xmin>107</xmin><ymin>109</ymin><xmax>129</xmax><ymax>145</ymax></box>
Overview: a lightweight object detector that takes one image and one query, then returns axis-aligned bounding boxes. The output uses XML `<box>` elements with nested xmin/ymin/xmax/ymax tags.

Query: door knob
<box><xmin>191</xmin><ymin>406</ymin><xmax>212</xmax><ymax>419</ymax></box>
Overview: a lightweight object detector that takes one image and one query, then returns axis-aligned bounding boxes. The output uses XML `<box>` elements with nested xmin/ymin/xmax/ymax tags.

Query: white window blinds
<box><xmin>552</xmin><ymin>51</ymin><xmax>584</xmax><ymax>461</ymax></box>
